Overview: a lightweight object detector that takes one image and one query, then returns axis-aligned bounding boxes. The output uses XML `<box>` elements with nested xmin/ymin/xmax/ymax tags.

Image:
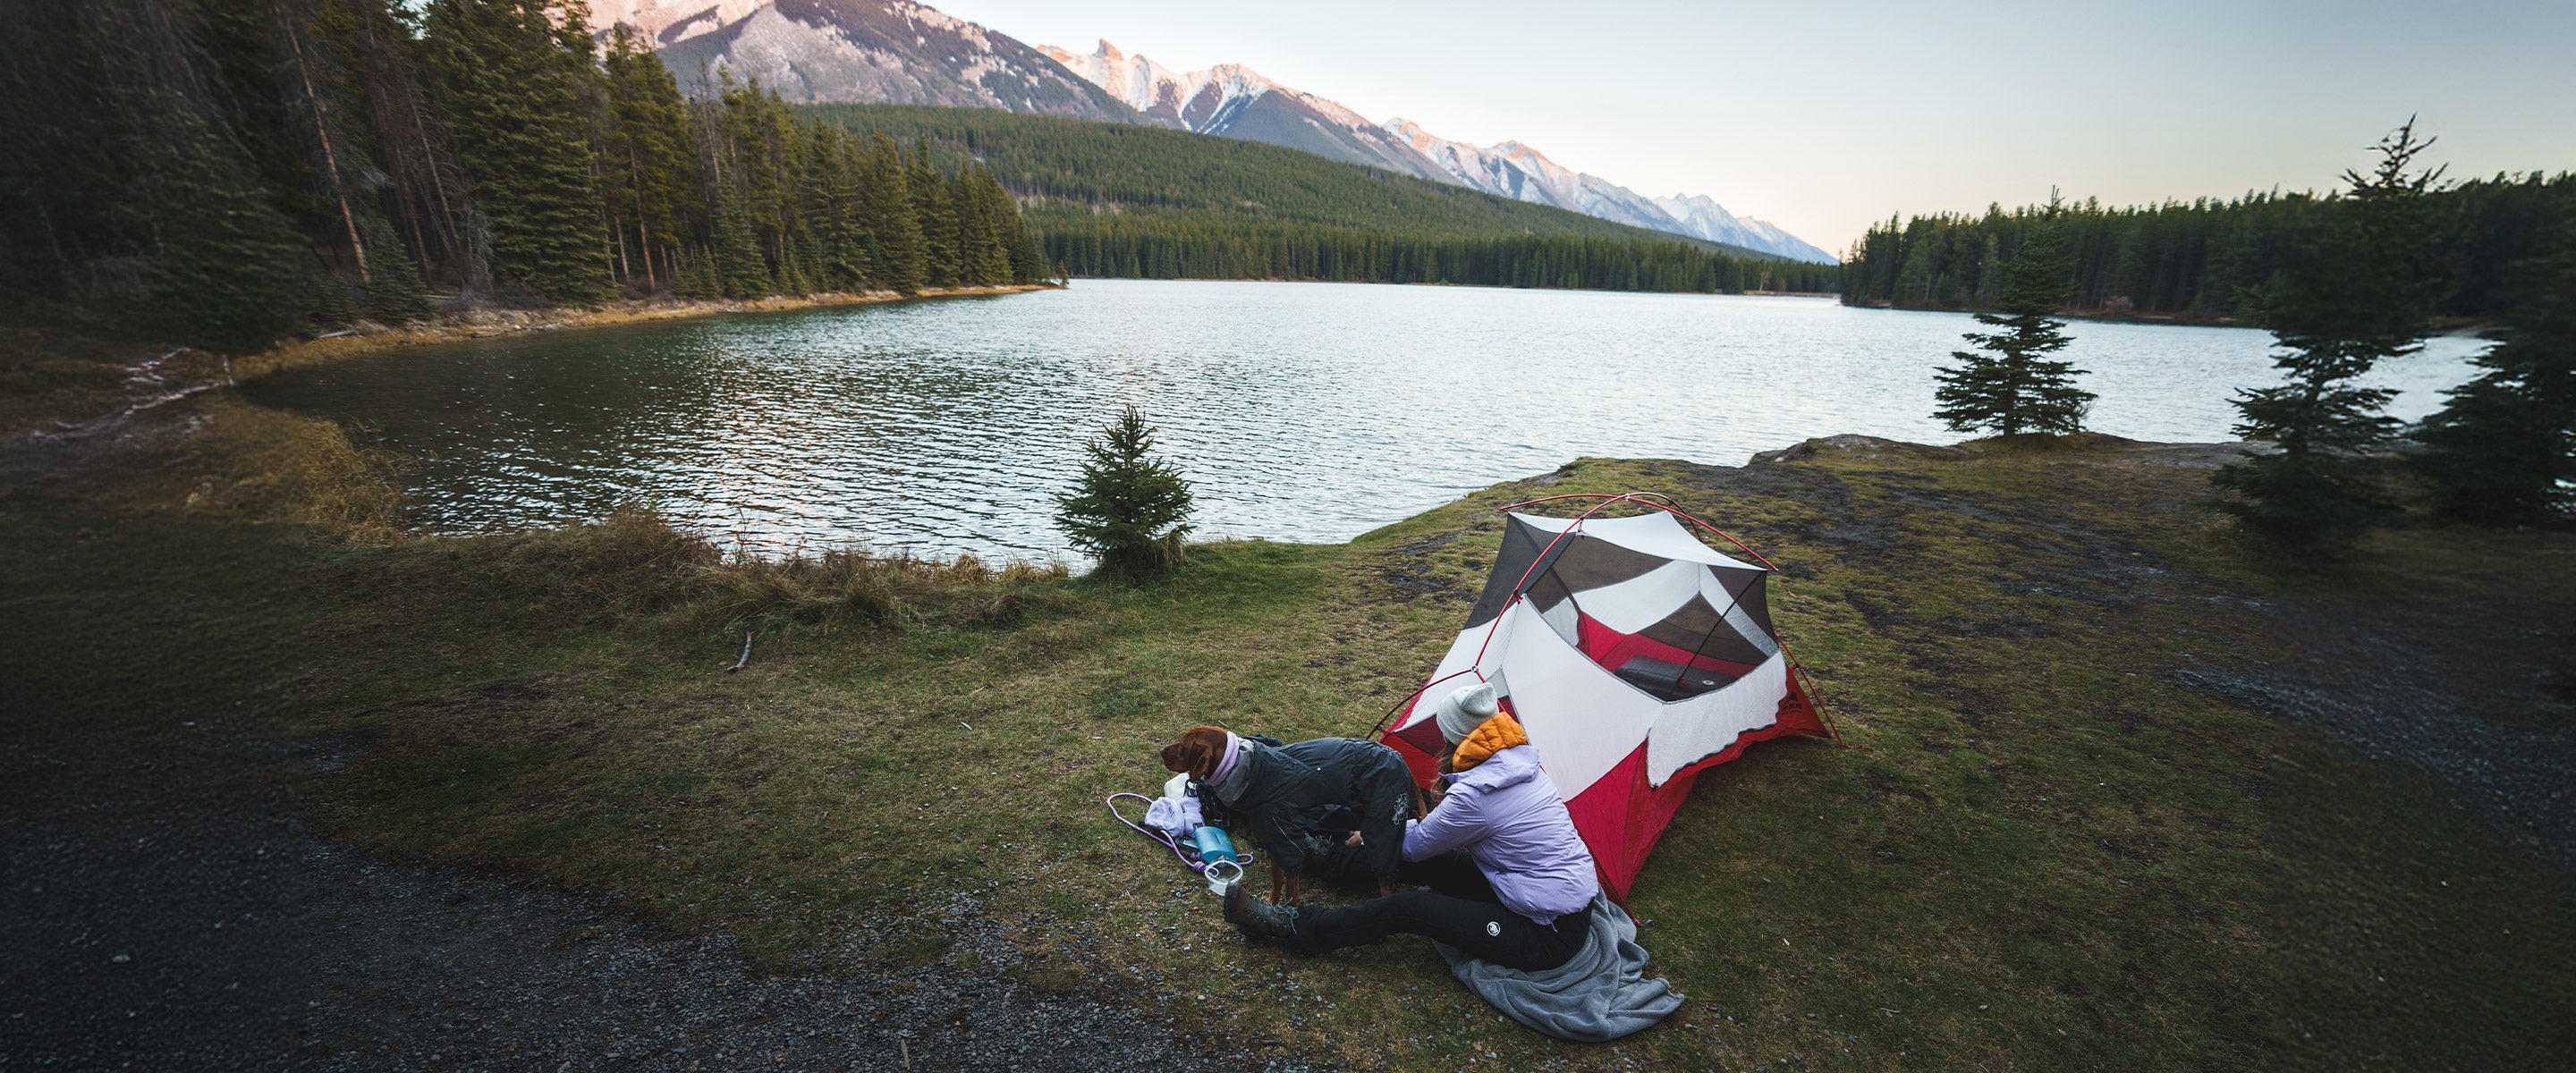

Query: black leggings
<box><xmin>1291</xmin><ymin>853</ymin><xmax>1586</xmax><ymax>972</ymax></box>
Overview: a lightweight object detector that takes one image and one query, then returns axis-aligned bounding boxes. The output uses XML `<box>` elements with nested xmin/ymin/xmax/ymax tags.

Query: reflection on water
<box><xmin>242</xmin><ymin>280</ymin><xmax>2486</xmax><ymax>562</ymax></box>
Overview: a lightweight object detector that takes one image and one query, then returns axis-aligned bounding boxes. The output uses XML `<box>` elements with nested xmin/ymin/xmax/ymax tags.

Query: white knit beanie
<box><xmin>1434</xmin><ymin>681</ymin><xmax>1500</xmax><ymax>745</ymax></box>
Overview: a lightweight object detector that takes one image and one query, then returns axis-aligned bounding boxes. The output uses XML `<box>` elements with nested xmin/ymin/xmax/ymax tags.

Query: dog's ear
<box><xmin>1159</xmin><ymin>726</ymin><xmax>1230</xmax><ymax>780</ymax></box>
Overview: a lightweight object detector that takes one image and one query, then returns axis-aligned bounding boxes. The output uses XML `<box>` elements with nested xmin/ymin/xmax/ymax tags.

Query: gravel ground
<box><xmin>0</xmin><ymin>716</ymin><xmax>1315</xmax><ymax>1071</ymax></box>
<box><xmin>2175</xmin><ymin>596</ymin><xmax>2574</xmax><ymax>875</ymax></box>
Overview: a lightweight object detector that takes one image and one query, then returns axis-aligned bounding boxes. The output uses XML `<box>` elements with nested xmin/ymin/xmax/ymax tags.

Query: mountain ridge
<box><xmin>583</xmin><ymin>4</ymin><xmax>1837</xmax><ymax>262</ymax></box>
<box><xmin>589</xmin><ymin>0</ymin><xmax>1139</xmax><ymax>123</ymax></box>
<box><xmin>1040</xmin><ymin>38</ymin><xmax>1836</xmax><ymax>263</ymax></box>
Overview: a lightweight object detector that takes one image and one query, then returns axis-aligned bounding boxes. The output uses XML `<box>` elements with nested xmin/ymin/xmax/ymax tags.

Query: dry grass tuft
<box><xmin>159</xmin><ymin>403</ymin><xmax>407</xmax><ymax>544</ymax></box>
<box><xmin>693</xmin><ymin>543</ymin><xmax>1070</xmax><ymax>632</ymax></box>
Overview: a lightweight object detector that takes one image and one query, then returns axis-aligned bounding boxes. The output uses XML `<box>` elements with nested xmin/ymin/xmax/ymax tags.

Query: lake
<box><xmin>242</xmin><ymin>280</ymin><xmax>2488</xmax><ymax>562</ymax></box>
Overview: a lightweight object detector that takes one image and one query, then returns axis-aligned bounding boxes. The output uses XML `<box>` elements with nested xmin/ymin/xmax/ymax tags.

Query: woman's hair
<box><xmin>1158</xmin><ymin>726</ymin><xmax>1233</xmax><ymax>781</ymax></box>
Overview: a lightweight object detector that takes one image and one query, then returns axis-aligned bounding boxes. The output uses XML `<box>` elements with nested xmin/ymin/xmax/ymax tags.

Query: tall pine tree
<box><xmin>1931</xmin><ymin>202</ymin><xmax>2093</xmax><ymax>436</ymax></box>
<box><xmin>859</xmin><ymin>132</ymin><xmax>924</xmax><ymax>293</ymax></box>
<box><xmin>2214</xmin><ymin>121</ymin><xmax>2446</xmax><ymax>548</ymax></box>
<box><xmin>419</xmin><ymin>0</ymin><xmax>608</xmax><ymax>303</ymax></box>
<box><xmin>599</xmin><ymin>21</ymin><xmax>696</xmax><ymax>293</ymax></box>
<box><xmin>907</xmin><ymin>140</ymin><xmax>960</xmax><ymax>288</ymax></box>
<box><xmin>711</xmin><ymin>170</ymin><xmax>772</xmax><ymax>299</ymax></box>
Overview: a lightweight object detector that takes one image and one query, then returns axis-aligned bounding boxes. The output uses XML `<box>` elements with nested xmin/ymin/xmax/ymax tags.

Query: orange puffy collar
<box><xmin>1453</xmin><ymin>711</ymin><xmax>1530</xmax><ymax>771</ymax></box>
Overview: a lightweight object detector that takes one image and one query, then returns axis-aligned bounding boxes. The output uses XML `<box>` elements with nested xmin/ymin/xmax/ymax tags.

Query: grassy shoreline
<box><xmin>4</xmin><ymin>374</ymin><xmax>2569</xmax><ymax>1069</ymax></box>
<box><xmin>230</xmin><ymin>283</ymin><xmax>1058</xmax><ymax>381</ymax></box>
<box><xmin>0</xmin><ymin>284</ymin><xmax>1054</xmax><ymax>441</ymax></box>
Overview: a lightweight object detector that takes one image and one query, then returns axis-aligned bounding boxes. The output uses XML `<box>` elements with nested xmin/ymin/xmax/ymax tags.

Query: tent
<box><xmin>1377</xmin><ymin>494</ymin><xmax>1832</xmax><ymax>901</ymax></box>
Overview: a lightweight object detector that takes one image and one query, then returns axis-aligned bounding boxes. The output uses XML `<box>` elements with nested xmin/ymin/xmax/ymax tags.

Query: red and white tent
<box><xmin>1379</xmin><ymin>494</ymin><xmax>1831</xmax><ymax>901</ymax></box>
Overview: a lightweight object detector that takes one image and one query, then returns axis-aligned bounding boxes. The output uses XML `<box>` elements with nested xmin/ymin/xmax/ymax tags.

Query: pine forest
<box><xmin>1840</xmin><ymin>174</ymin><xmax>2575</xmax><ymax>320</ymax></box>
<box><xmin>0</xmin><ymin>0</ymin><xmax>1047</xmax><ymax>352</ymax></box>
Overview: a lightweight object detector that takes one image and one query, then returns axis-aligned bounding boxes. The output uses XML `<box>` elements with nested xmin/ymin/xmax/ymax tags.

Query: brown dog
<box><xmin>1159</xmin><ymin>726</ymin><xmax>1397</xmax><ymax>905</ymax></box>
<box><xmin>1157</xmin><ymin>726</ymin><xmax>1233</xmax><ymax>782</ymax></box>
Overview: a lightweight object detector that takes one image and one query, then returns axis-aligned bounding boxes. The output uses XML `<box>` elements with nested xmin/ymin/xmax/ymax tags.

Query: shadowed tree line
<box><xmin>0</xmin><ymin>0</ymin><xmax>1044</xmax><ymax>352</ymax></box>
<box><xmin>1842</xmin><ymin>172</ymin><xmax>2573</xmax><ymax>321</ymax></box>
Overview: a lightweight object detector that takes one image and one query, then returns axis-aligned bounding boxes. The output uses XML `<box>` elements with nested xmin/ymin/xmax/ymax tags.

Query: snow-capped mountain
<box><xmin>1382</xmin><ymin>120</ymin><xmax>1665</xmax><ymax>231</ymax></box>
<box><xmin>589</xmin><ymin>1</ymin><xmax>1136</xmax><ymax>123</ymax></box>
<box><xmin>1381</xmin><ymin>119</ymin><xmax>1834</xmax><ymax>262</ymax></box>
<box><xmin>1038</xmin><ymin>41</ymin><xmax>1452</xmax><ymax>183</ymax></box>
<box><xmin>1046</xmin><ymin>40</ymin><xmax>1836</xmax><ymax>264</ymax></box>
<box><xmin>580</xmin><ymin>5</ymin><xmax>1839</xmax><ymax>262</ymax></box>
<box><xmin>1651</xmin><ymin>194</ymin><xmax>1835</xmax><ymax>263</ymax></box>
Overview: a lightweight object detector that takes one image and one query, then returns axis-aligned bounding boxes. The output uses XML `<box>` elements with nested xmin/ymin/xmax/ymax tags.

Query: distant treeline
<box><xmin>1841</xmin><ymin>173</ymin><xmax>2574</xmax><ymax>319</ymax></box>
<box><xmin>0</xmin><ymin>1</ymin><xmax>1044</xmax><ymax>352</ymax></box>
<box><xmin>799</xmin><ymin>103</ymin><xmax>1840</xmax><ymax>295</ymax></box>
<box><xmin>1039</xmin><ymin>219</ymin><xmax>1840</xmax><ymax>292</ymax></box>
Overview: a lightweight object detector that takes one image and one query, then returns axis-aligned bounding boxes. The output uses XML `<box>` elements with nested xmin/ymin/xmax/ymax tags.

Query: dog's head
<box><xmin>1159</xmin><ymin>726</ymin><xmax>1232</xmax><ymax>781</ymax></box>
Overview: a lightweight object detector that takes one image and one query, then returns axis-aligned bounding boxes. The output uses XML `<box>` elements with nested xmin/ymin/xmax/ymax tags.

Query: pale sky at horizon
<box><xmin>931</xmin><ymin>0</ymin><xmax>2576</xmax><ymax>254</ymax></box>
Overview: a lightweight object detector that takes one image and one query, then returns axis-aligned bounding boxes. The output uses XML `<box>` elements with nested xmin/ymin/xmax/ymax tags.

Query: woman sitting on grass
<box><xmin>1223</xmin><ymin>682</ymin><xmax>1599</xmax><ymax>972</ymax></box>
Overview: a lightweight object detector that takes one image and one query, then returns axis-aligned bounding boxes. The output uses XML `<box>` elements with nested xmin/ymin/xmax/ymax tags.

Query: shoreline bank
<box><xmin>232</xmin><ymin>283</ymin><xmax>1057</xmax><ymax>380</ymax></box>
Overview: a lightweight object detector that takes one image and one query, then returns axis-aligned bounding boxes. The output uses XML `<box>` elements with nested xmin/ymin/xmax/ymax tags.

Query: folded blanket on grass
<box><xmin>1434</xmin><ymin>895</ymin><xmax>1683</xmax><ymax>1042</ymax></box>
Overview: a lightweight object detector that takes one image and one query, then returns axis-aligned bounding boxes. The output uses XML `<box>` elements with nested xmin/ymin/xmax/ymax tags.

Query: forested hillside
<box><xmin>1841</xmin><ymin>173</ymin><xmax>2573</xmax><ymax>319</ymax></box>
<box><xmin>0</xmin><ymin>0</ymin><xmax>1046</xmax><ymax>352</ymax></box>
<box><xmin>800</xmin><ymin>104</ymin><xmax>1843</xmax><ymax>294</ymax></box>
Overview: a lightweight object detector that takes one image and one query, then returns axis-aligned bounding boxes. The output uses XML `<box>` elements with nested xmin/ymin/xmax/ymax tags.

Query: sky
<box><xmin>930</xmin><ymin>0</ymin><xmax>2576</xmax><ymax>255</ymax></box>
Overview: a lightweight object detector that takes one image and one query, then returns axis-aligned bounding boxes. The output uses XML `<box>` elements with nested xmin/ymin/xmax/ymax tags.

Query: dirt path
<box><xmin>0</xmin><ymin>713</ymin><xmax>1299</xmax><ymax>1071</ymax></box>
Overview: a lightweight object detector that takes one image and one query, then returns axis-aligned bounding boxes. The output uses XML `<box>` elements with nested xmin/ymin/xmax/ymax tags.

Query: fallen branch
<box><xmin>725</xmin><ymin>630</ymin><xmax>752</xmax><ymax>672</ymax></box>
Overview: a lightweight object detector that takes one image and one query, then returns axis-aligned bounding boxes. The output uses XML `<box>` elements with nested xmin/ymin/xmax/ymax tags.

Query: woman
<box><xmin>1159</xmin><ymin>725</ymin><xmax>1416</xmax><ymax>902</ymax></box>
<box><xmin>1222</xmin><ymin>681</ymin><xmax>1599</xmax><ymax>972</ymax></box>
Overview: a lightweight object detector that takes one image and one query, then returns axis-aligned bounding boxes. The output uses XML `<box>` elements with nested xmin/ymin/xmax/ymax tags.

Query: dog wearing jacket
<box><xmin>1159</xmin><ymin>727</ymin><xmax>1415</xmax><ymax>904</ymax></box>
<box><xmin>1216</xmin><ymin>680</ymin><xmax>1602</xmax><ymax>974</ymax></box>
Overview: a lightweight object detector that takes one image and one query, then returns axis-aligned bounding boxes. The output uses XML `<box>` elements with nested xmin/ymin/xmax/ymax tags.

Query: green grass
<box><xmin>3</xmin><ymin>397</ymin><xmax>2568</xmax><ymax>1070</ymax></box>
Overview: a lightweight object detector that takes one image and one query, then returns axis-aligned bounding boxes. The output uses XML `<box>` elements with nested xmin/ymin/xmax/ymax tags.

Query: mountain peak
<box><xmin>610</xmin><ymin>0</ymin><xmax>1140</xmax><ymax>122</ymax></box>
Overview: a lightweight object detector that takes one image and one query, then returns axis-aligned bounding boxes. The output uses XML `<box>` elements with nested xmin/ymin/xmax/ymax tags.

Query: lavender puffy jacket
<box><xmin>1402</xmin><ymin>745</ymin><xmax>1600</xmax><ymax>925</ymax></box>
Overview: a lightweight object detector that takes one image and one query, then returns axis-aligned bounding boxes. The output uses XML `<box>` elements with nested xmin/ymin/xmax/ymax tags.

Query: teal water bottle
<box><xmin>1191</xmin><ymin>824</ymin><xmax>1238</xmax><ymax>866</ymax></box>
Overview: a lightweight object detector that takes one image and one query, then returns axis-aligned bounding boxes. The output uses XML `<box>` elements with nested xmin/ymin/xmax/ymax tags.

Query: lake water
<box><xmin>242</xmin><ymin>280</ymin><xmax>2488</xmax><ymax>562</ymax></box>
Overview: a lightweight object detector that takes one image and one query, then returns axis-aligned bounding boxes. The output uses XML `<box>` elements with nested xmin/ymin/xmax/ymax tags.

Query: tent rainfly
<box><xmin>1378</xmin><ymin>494</ymin><xmax>1831</xmax><ymax>901</ymax></box>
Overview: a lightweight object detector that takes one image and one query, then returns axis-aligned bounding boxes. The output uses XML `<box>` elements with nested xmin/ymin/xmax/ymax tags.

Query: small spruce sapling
<box><xmin>1931</xmin><ymin>200</ymin><xmax>2095</xmax><ymax>437</ymax></box>
<box><xmin>1055</xmin><ymin>405</ymin><xmax>1195</xmax><ymax>580</ymax></box>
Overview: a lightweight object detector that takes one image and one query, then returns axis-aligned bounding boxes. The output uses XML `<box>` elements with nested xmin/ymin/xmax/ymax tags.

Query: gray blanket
<box><xmin>1434</xmin><ymin>896</ymin><xmax>1683</xmax><ymax>1042</ymax></box>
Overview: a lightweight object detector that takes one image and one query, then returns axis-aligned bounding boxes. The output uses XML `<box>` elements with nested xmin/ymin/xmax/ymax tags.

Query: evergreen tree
<box><xmin>2412</xmin><ymin>221</ymin><xmax>2576</xmax><ymax>525</ymax></box>
<box><xmin>1001</xmin><ymin>178</ymin><xmax>1045</xmax><ymax>285</ymax></box>
<box><xmin>907</xmin><ymin>140</ymin><xmax>960</xmax><ymax>287</ymax></box>
<box><xmin>858</xmin><ymin>133</ymin><xmax>924</xmax><ymax>292</ymax></box>
<box><xmin>418</xmin><ymin>0</ymin><xmax>608</xmax><ymax>302</ymax></box>
<box><xmin>803</xmin><ymin>126</ymin><xmax>864</xmax><ymax>290</ymax></box>
<box><xmin>1932</xmin><ymin>203</ymin><xmax>2093</xmax><ymax>436</ymax></box>
<box><xmin>360</xmin><ymin>216</ymin><xmax>438</xmax><ymax>322</ymax></box>
<box><xmin>712</xmin><ymin>173</ymin><xmax>772</xmax><ymax>299</ymax></box>
<box><xmin>599</xmin><ymin>21</ymin><xmax>697</xmax><ymax>293</ymax></box>
<box><xmin>2214</xmin><ymin>121</ymin><xmax>2447</xmax><ymax>548</ymax></box>
<box><xmin>1055</xmin><ymin>405</ymin><xmax>1196</xmax><ymax>580</ymax></box>
<box><xmin>93</xmin><ymin>0</ymin><xmax>314</xmax><ymax>350</ymax></box>
<box><xmin>962</xmin><ymin>165</ymin><xmax>1015</xmax><ymax>285</ymax></box>
<box><xmin>152</xmin><ymin>146</ymin><xmax>316</xmax><ymax>350</ymax></box>
<box><xmin>671</xmin><ymin>244</ymin><xmax>719</xmax><ymax>300</ymax></box>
